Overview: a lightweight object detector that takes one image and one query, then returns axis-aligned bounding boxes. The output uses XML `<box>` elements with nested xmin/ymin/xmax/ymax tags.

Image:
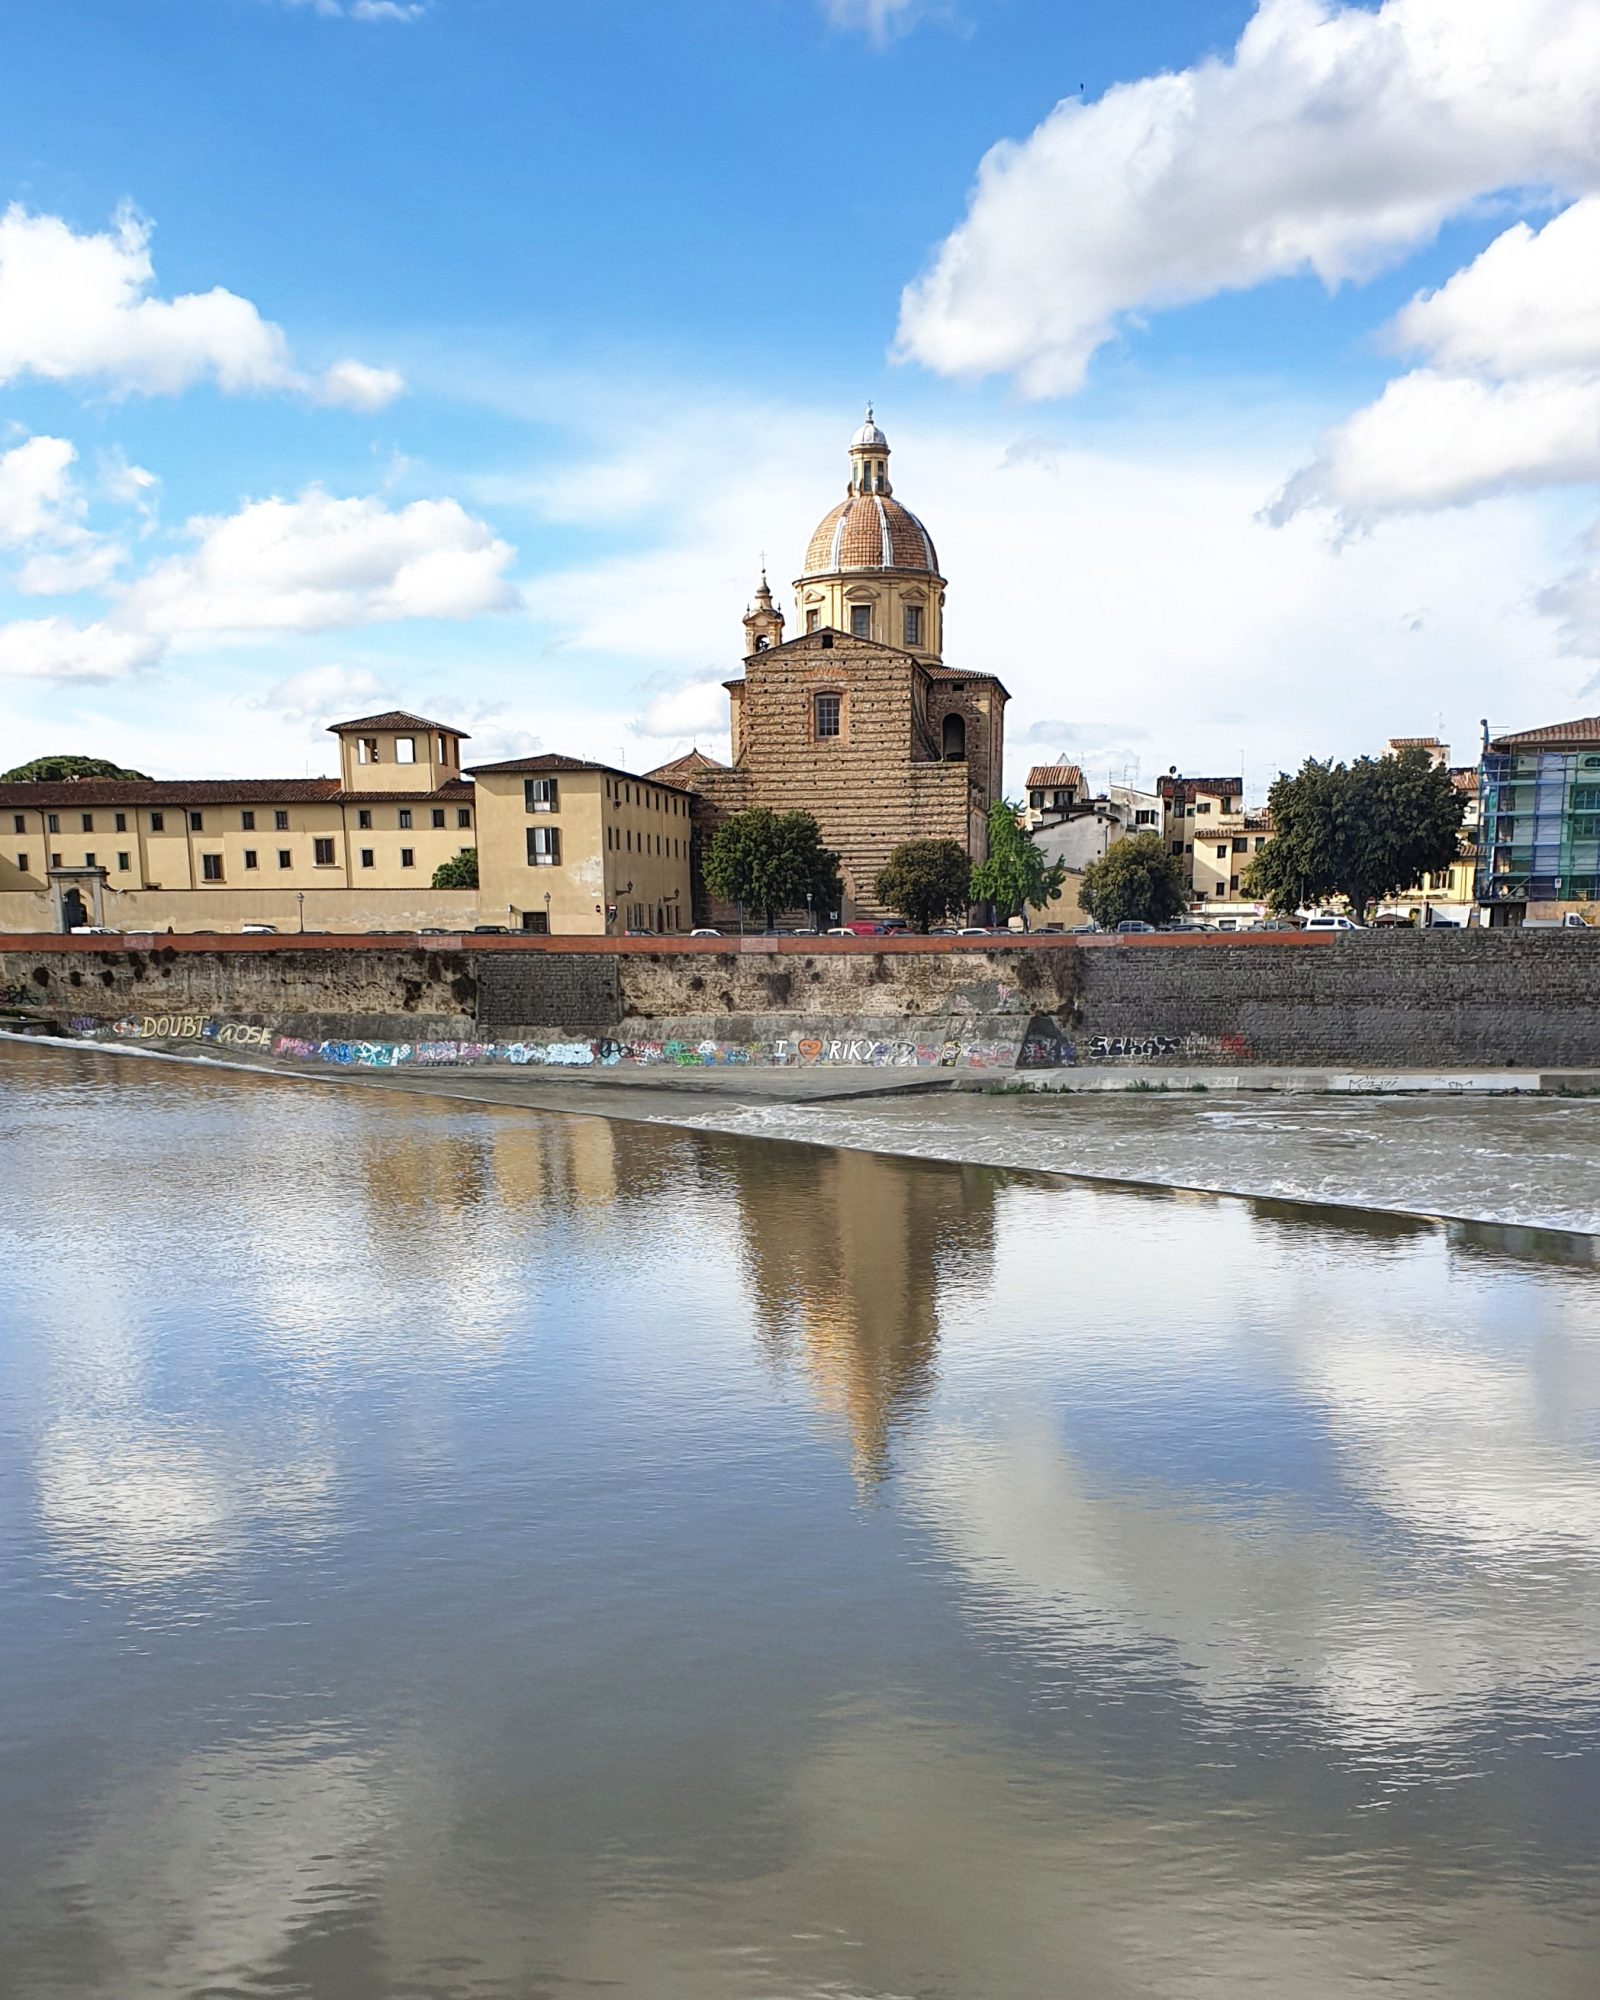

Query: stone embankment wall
<box><xmin>3</xmin><ymin>931</ymin><xmax>1599</xmax><ymax>1072</ymax></box>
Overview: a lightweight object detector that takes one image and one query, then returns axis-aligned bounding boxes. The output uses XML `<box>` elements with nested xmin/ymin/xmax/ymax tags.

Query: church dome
<box><xmin>803</xmin><ymin>494</ymin><xmax>939</xmax><ymax>577</ymax></box>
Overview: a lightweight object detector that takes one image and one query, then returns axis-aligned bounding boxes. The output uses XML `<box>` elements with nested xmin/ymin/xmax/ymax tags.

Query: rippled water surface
<box><xmin>2</xmin><ymin>1039</ymin><xmax>1599</xmax><ymax>1999</ymax></box>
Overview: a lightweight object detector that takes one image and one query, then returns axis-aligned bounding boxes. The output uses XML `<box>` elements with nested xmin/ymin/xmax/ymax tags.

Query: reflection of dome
<box><xmin>803</xmin><ymin>494</ymin><xmax>939</xmax><ymax>576</ymax></box>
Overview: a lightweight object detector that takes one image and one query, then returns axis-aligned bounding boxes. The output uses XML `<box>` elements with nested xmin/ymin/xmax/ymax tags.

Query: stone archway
<box><xmin>942</xmin><ymin>712</ymin><xmax>967</xmax><ymax>762</ymax></box>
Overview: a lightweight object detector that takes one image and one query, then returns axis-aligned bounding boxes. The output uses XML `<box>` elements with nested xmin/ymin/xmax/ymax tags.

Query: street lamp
<box><xmin>544</xmin><ymin>889</ymin><xmax>552</xmax><ymax>936</ymax></box>
<box><xmin>297</xmin><ymin>890</ymin><xmax>305</xmax><ymax>934</ymax></box>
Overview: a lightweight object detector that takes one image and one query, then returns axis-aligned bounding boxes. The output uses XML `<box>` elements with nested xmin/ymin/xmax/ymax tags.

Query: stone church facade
<box><xmin>650</xmin><ymin>411</ymin><xmax>1008</xmax><ymax>923</ymax></box>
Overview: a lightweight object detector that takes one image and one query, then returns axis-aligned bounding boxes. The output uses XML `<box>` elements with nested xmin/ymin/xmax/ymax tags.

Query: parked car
<box><xmin>825</xmin><ymin>927</ymin><xmax>853</xmax><ymax>936</ymax></box>
<box><xmin>955</xmin><ymin>926</ymin><xmax>992</xmax><ymax>936</ymax></box>
<box><xmin>1068</xmin><ymin>922</ymin><xmax>1100</xmax><ymax>934</ymax></box>
<box><xmin>689</xmin><ymin>927</ymin><xmax>723</xmax><ymax>938</ymax></box>
<box><xmin>1116</xmin><ymin>920</ymin><xmax>1155</xmax><ymax>934</ymax></box>
<box><xmin>1524</xmin><ymin>912</ymin><xmax>1594</xmax><ymax>929</ymax></box>
<box><xmin>240</xmin><ymin>923</ymin><xmax>278</xmax><ymax>935</ymax></box>
<box><xmin>471</xmin><ymin>924</ymin><xmax>508</xmax><ymax>934</ymax></box>
<box><xmin>1303</xmin><ymin>913</ymin><xmax>1361</xmax><ymax>931</ymax></box>
<box><xmin>69</xmin><ymin>925</ymin><xmax>120</xmax><ymax>934</ymax></box>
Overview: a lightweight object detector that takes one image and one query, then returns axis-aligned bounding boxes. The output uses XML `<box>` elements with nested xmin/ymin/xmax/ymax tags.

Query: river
<box><xmin>1</xmin><ymin>1038</ymin><xmax>1597</xmax><ymax>1998</ymax></box>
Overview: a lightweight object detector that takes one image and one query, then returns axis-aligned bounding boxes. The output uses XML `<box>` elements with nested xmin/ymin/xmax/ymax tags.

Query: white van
<box><xmin>1302</xmin><ymin>913</ymin><xmax>1361</xmax><ymax>932</ymax></box>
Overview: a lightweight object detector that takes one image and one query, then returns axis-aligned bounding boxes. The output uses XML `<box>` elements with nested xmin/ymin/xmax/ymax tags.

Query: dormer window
<box><xmin>395</xmin><ymin>736</ymin><xmax>416</xmax><ymax>764</ymax></box>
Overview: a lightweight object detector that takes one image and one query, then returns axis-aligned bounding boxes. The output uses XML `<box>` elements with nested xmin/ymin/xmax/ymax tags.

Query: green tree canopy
<box><xmin>1245</xmin><ymin>749</ymin><xmax>1464</xmax><ymax>919</ymax></box>
<box><xmin>431</xmin><ymin>848</ymin><xmax>479</xmax><ymax>890</ymax></box>
<box><xmin>969</xmin><ymin>799</ymin><xmax>1067</xmax><ymax>925</ymax></box>
<box><xmin>1078</xmin><ymin>832</ymin><xmax>1189</xmax><ymax>929</ymax></box>
<box><xmin>1</xmin><ymin>754</ymin><xmax>152</xmax><ymax>782</ymax></box>
<box><xmin>874</xmin><ymin>838</ymin><xmax>972</xmax><ymax>932</ymax></box>
<box><xmin>703</xmin><ymin>809</ymin><xmax>841</xmax><ymax>928</ymax></box>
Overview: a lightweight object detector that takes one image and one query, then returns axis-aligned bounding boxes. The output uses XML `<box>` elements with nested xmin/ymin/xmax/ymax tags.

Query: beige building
<box><xmin>1378</xmin><ymin>743</ymin><xmax>1480</xmax><ymax>923</ymax></box>
<box><xmin>469</xmin><ymin>755</ymin><xmax>694</xmax><ymax>934</ymax></box>
<box><xmin>0</xmin><ymin>709</ymin><xmax>479</xmax><ymax>933</ymax></box>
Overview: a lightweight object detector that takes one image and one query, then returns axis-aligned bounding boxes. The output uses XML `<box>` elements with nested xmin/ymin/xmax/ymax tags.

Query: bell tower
<box><xmin>742</xmin><ymin>568</ymin><xmax>785</xmax><ymax>655</ymax></box>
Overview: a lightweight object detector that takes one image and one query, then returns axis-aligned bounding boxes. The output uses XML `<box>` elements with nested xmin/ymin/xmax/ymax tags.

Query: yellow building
<box><xmin>469</xmin><ymin>755</ymin><xmax>695</xmax><ymax>935</ymax></box>
<box><xmin>0</xmin><ymin>709</ymin><xmax>479</xmax><ymax>933</ymax></box>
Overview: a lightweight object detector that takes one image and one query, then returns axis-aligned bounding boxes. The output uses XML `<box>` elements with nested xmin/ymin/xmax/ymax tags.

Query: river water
<box><xmin>2</xmin><ymin>1038</ymin><xmax>1598</xmax><ymax>1998</ymax></box>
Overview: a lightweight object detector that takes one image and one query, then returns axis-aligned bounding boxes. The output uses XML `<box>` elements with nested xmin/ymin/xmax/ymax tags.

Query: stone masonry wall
<box><xmin>5</xmin><ymin>931</ymin><xmax>1599</xmax><ymax>1070</ymax></box>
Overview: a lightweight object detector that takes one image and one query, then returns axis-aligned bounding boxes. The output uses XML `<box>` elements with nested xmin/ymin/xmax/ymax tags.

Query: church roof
<box><xmin>802</xmin><ymin>493</ymin><xmax>940</xmax><ymax>578</ymax></box>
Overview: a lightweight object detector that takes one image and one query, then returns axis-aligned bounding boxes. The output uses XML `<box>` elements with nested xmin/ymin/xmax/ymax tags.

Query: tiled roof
<box><xmin>1450</xmin><ymin>767</ymin><xmax>1480</xmax><ymax>795</ymax></box>
<box><xmin>1158</xmin><ymin>775</ymin><xmax>1242</xmax><ymax>802</ymax></box>
<box><xmin>1027</xmin><ymin>764</ymin><xmax>1084</xmax><ymax>790</ymax></box>
<box><xmin>644</xmin><ymin>748</ymin><xmax>728</xmax><ymax>780</ymax></box>
<box><xmin>1489</xmin><ymin>715</ymin><xmax>1600</xmax><ymax>751</ymax></box>
<box><xmin>1388</xmin><ymin>736</ymin><xmax>1446</xmax><ymax>749</ymax></box>
<box><xmin>467</xmin><ymin>753</ymin><xmax>693</xmax><ymax>793</ymax></box>
<box><xmin>802</xmin><ymin>494</ymin><xmax>940</xmax><ymax>577</ymax></box>
<box><xmin>326</xmin><ymin>711</ymin><xmax>470</xmax><ymax>736</ymax></box>
<box><xmin>332</xmin><ymin>785</ymin><xmax>472</xmax><ymax>803</ymax></box>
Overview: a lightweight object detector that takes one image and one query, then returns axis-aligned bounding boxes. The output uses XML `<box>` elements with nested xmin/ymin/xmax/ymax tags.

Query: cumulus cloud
<box><xmin>0</xmin><ymin>204</ymin><xmax>404</xmax><ymax>407</ymax></box>
<box><xmin>0</xmin><ymin>485</ymin><xmax>517</xmax><ymax>683</ymax></box>
<box><xmin>121</xmin><ymin>488</ymin><xmax>518</xmax><ymax>638</ymax></box>
<box><xmin>1272</xmin><ymin>199</ymin><xmax>1600</xmax><ymax>525</ymax></box>
<box><xmin>0</xmin><ymin>433</ymin><xmax>128</xmax><ymax>594</ymax></box>
<box><xmin>0</xmin><ymin>618</ymin><xmax>163</xmax><ymax>682</ymax></box>
<box><xmin>636</xmin><ymin>675</ymin><xmax>730</xmax><ymax>741</ymax></box>
<box><xmin>897</xmin><ymin>0</ymin><xmax>1600</xmax><ymax>396</ymax></box>
<box><xmin>257</xmin><ymin>662</ymin><xmax>388</xmax><ymax>723</ymax></box>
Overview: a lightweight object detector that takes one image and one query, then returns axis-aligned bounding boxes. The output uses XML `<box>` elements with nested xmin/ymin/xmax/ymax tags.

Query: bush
<box><xmin>874</xmin><ymin>839</ymin><xmax>972</xmax><ymax>932</ymax></box>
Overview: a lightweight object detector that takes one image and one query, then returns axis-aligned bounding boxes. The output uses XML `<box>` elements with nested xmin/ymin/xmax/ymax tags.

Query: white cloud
<box><xmin>636</xmin><ymin>675</ymin><xmax>731</xmax><ymax>741</ymax></box>
<box><xmin>258</xmin><ymin>662</ymin><xmax>387</xmax><ymax>723</ymax></box>
<box><xmin>0</xmin><ymin>204</ymin><xmax>404</xmax><ymax>407</ymax></box>
<box><xmin>14</xmin><ymin>543</ymin><xmax>126</xmax><ymax>596</ymax></box>
<box><xmin>282</xmin><ymin>0</ymin><xmax>425</xmax><ymax>18</ymax></box>
<box><xmin>0</xmin><ymin>618</ymin><xmax>163</xmax><ymax>682</ymax></box>
<box><xmin>1272</xmin><ymin>199</ymin><xmax>1600</xmax><ymax>526</ymax></box>
<box><xmin>121</xmin><ymin>488</ymin><xmax>518</xmax><ymax>638</ymax></box>
<box><xmin>897</xmin><ymin>0</ymin><xmax>1600</xmax><ymax>396</ymax></box>
<box><xmin>822</xmin><ymin>0</ymin><xmax>936</xmax><ymax>43</ymax></box>
<box><xmin>0</xmin><ymin>434</ymin><xmax>82</xmax><ymax>545</ymax></box>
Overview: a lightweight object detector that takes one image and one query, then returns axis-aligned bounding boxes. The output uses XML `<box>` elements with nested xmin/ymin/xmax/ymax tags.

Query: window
<box><xmin>84</xmin><ymin>851</ymin><xmax>96</xmax><ymax>866</ymax></box>
<box><xmin>16</xmin><ymin>854</ymin><xmax>27</xmax><ymax>872</ymax></box>
<box><xmin>47</xmin><ymin>813</ymin><xmax>60</xmax><ymax>833</ymax></box>
<box><xmin>525</xmin><ymin>911</ymin><xmax>549</xmax><ymax>934</ymax></box>
<box><xmin>397</xmin><ymin>808</ymin><xmax>413</xmax><ymax>829</ymax></box>
<box><xmin>358</xmin><ymin>737</ymin><xmax>378</xmax><ymax>764</ymax></box>
<box><xmin>201</xmin><ymin>853</ymin><xmax>224</xmax><ymax>882</ymax></box>
<box><xmin>806</xmin><ymin>609</ymin><xmax>820</xmax><ymax>633</ymax></box>
<box><xmin>815</xmin><ymin>692</ymin><xmax>842</xmax><ymax>739</ymax></box>
<box><xmin>277</xmin><ymin>849</ymin><xmax>292</xmax><ymax>869</ymax></box>
<box><xmin>51</xmin><ymin>852</ymin><xmax>61</xmax><ymax>868</ymax></box>
<box><xmin>1232</xmin><ymin>838</ymin><xmax>1248</xmax><ymax>854</ymax></box>
<box><xmin>189</xmin><ymin>811</ymin><xmax>203</xmax><ymax>831</ymax></box>
<box><xmin>850</xmin><ymin>603</ymin><xmax>872</xmax><ymax>639</ymax></box>
<box><xmin>275</xmin><ymin>810</ymin><xmax>289</xmax><ymax>831</ymax></box>
<box><xmin>904</xmin><ymin>604</ymin><xmax>923</xmax><ymax>647</ymax></box>
<box><xmin>437</xmin><ymin>735</ymin><xmax>451</xmax><ymax>764</ymax></box>
<box><xmin>432</xmin><ymin>808</ymin><xmax>446</xmax><ymax>828</ymax></box>
<box><xmin>360</xmin><ymin>848</ymin><xmax>375</xmax><ymax>869</ymax></box>
<box><xmin>358</xmin><ymin>808</ymin><xmax>372</xmax><ymax>829</ymax></box>
<box><xmin>400</xmin><ymin>847</ymin><xmax>415</xmax><ymax>869</ymax></box>
<box><xmin>151</xmin><ymin>811</ymin><xmax>164</xmax><ymax>832</ymax></box>
<box><xmin>314</xmin><ymin>838</ymin><xmax>335</xmax><ymax>866</ymax></box>
<box><xmin>1135</xmin><ymin>809</ymin><xmax>1157</xmax><ymax>826</ymax></box>
<box><xmin>115</xmin><ymin>812</ymin><xmax>127</xmax><ymax>833</ymax></box>
<box><xmin>458</xmin><ymin>808</ymin><xmax>472</xmax><ymax>828</ymax></box>
<box><xmin>10</xmin><ymin>814</ymin><xmax>21</xmax><ymax>833</ymax></box>
<box><xmin>81</xmin><ymin>813</ymin><xmax>94</xmax><ymax>832</ymax></box>
<box><xmin>1196</xmin><ymin>801</ymin><xmax>1211</xmax><ymax>815</ymax></box>
<box><xmin>243</xmin><ymin>850</ymin><xmax>257</xmax><ymax>870</ymax></box>
<box><xmin>527</xmin><ymin>826</ymin><xmax>561</xmax><ymax>865</ymax></box>
<box><xmin>395</xmin><ymin>736</ymin><xmax>416</xmax><ymax>764</ymax></box>
<box><xmin>117</xmin><ymin>851</ymin><xmax>131</xmax><ymax>872</ymax></box>
<box><xmin>1216</xmin><ymin>845</ymin><xmax>1228</xmax><ymax>860</ymax></box>
<box><xmin>1171</xmin><ymin>841</ymin><xmax>1184</xmax><ymax>856</ymax></box>
<box><xmin>626</xmin><ymin>828</ymin><xmax>633</xmax><ymax>852</ymax></box>
<box><xmin>1030</xmin><ymin>791</ymin><xmax>1043</xmax><ymax>808</ymax></box>
<box><xmin>241</xmin><ymin>810</ymin><xmax>256</xmax><ymax>831</ymax></box>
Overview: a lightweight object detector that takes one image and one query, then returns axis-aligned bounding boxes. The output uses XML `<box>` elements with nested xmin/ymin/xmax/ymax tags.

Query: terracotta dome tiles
<box><xmin>802</xmin><ymin>496</ymin><xmax>938</xmax><ymax>578</ymax></box>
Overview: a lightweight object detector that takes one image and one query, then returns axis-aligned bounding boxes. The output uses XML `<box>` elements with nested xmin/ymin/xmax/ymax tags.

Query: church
<box><xmin>650</xmin><ymin>410</ymin><xmax>1008</xmax><ymax>924</ymax></box>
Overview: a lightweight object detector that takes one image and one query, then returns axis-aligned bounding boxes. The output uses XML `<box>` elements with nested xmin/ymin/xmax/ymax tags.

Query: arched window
<box><xmin>942</xmin><ymin>712</ymin><xmax>967</xmax><ymax>762</ymax></box>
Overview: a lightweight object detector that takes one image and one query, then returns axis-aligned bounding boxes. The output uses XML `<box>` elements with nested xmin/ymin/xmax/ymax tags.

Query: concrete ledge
<box><xmin>1000</xmin><ymin>1066</ymin><xmax>1600</xmax><ymax>1095</ymax></box>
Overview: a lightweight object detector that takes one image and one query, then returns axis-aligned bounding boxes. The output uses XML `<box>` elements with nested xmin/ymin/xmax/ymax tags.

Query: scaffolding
<box><xmin>1477</xmin><ymin>745</ymin><xmax>1600</xmax><ymax>906</ymax></box>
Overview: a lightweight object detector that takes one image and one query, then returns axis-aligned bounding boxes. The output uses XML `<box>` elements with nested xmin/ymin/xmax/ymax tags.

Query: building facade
<box><xmin>1477</xmin><ymin>714</ymin><xmax>1600</xmax><ymax>924</ymax></box>
<box><xmin>470</xmin><ymin>756</ymin><xmax>694</xmax><ymax>934</ymax></box>
<box><xmin>651</xmin><ymin>412</ymin><xmax>1007</xmax><ymax>923</ymax></box>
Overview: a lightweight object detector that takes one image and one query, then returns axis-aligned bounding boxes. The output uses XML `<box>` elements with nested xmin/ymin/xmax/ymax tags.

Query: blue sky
<box><xmin>4</xmin><ymin>0</ymin><xmax>1600</xmax><ymax>796</ymax></box>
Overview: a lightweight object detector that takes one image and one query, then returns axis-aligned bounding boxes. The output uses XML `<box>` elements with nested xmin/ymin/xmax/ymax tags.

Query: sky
<box><xmin>4</xmin><ymin>0</ymin><xmax>1600</xmax><ymax>802</ymax></box>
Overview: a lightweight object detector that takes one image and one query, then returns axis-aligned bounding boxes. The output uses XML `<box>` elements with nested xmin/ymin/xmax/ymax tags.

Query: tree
<box><xmin>874</xmin><ymin>838</ymin><xmax>972</xmax><ymax>932</ymax></box>
<box><xmin>1078</xmin><ymin>832</ymin><xmax>1189</xmax><ymax>929</ymax></box>
<box><xmin>1245</xmin><ymin>748</ymin><xmax>1464</xmax><ymax>920</ymax></box>
<box><xmin>703</xmin><ymin>809</ymin><xmax>841</xmax><ymax>929</ymax></box>
<box><xmin>431</xmin><ymin>848</ymin><xmax>479</xmax><ymax>889</ymax></box>
<box><xmin>1</xmin><ymin>753</ymin><xmax>151</xmax><ymax>782</ymax></box>
<box><xmin>969</xmin><ymin>799</ymin><xmax>1066</xmax><ymax>927</ymax></box>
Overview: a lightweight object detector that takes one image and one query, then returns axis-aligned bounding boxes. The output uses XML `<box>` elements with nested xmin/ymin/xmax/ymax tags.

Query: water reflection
<box><xmin>2</xmin><ymin>1041</ymin><xmax>1599</xmax><ymax>1999</ymax></box>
